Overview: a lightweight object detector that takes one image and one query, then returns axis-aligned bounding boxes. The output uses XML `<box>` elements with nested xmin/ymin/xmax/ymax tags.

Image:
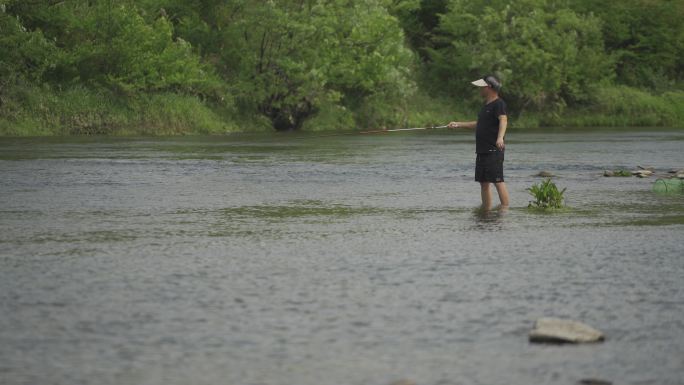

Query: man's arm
<box><xmin>447</xmin><ymin>121</ymin><xmax>477</xmax><ymax>129</ymax></box>
<box><xmin>496</xmin><ymin>115</ymin><xmax>507</xmax><ymax>150</ymax></box>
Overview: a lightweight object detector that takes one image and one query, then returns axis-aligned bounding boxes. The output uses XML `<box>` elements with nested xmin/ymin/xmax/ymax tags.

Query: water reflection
<box><xmin>471</xmin><ymin>206</ymin><xmax>508</xmax><ymax>230</ymax></box>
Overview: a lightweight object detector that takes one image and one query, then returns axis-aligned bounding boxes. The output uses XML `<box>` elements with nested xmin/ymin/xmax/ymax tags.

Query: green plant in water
<box><xmin>613</xmin><ymin>170</ymin><xmax>632</xmax><ymax>177</ymax></box>
<box><xmin>527</xmin><ymin>179</ymin><xmax>566</xmax><ymax>209</ymax></box>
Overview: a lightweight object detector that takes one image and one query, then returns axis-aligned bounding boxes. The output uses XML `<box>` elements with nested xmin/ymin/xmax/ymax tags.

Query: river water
<box><xmin>1</xmin><ymin>129</ymin><xmax>683</xmax><ymax>385</ymax></box>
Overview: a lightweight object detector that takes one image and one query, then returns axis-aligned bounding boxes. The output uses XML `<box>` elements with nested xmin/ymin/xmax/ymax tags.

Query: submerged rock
<box><xmin>578</xmin><ymin>379</ymin><xmax>612</xmax><ymax>385</ymax></box>
<box><xmin>536</xmin><ymin>170</ymin><xmax>555</xmax><ymax>177</ymax></box>
<box><xmin>604</xmin><ymin>169</ymin><xmax>633</xmax><ymax>177</ymax></box>
<box><xmin>529</xmin><ymin>317</ymin><xmax>605</xmax><ymax>344</ymax></box>
<box><xmin>633</xmin><ymin>170</ymin><xmax>653</xmax><ymax>178</ymax></box>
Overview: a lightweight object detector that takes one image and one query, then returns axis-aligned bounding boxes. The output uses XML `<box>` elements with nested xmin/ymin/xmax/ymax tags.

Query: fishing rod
<box><xmin>293</xmin><ymin>124</ymin><xmax>449</xmax><ymax>139</ymax></box>
<box><xmin>359</xmin><ymin>125</ymin><xmax>448</xmax><ymax>134</ymax></box>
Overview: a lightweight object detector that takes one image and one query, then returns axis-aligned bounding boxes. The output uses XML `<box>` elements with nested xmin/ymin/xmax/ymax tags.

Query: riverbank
<box><xmin>0</xmin><ymin>85</ymin><xmax>247</xmax><ymax>136</ymax></box>
<box><xmin>1</xmin><ymin>85</ymin><xmax>683</xmax><ymax>136</ymax></box>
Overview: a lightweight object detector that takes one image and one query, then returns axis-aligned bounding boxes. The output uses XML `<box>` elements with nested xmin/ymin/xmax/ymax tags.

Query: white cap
<box><xmin>471</xmin><ymin>78</ymin><xmax>489</xmax><ymax>87</ymax></box>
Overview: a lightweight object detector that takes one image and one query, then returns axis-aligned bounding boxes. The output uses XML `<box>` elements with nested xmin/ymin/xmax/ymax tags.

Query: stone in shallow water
<box><xmin>634</xmin><ymin>170</ymin><xmax>654</xmax><ymax>177</ymax></box>
<box><xmin>578</xmin><ymin>379</ymin><xmax>612</xmax><ymax>385</ymax></box>
<box><xmin>536</xmin><ymin>170</ymin><xmax>555</xmax><ymax>177</ymax></box>
<box><xmin>529</xmin><ymin>317</ymin><xmax>605</xmax><ymax>344</ymax></box>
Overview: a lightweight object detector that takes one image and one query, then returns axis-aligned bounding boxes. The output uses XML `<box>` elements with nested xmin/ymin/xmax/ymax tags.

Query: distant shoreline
<box><xmin>2</xmin><ymin>88</ymin><xmax>682</xmax><ymax>137</ymax></box>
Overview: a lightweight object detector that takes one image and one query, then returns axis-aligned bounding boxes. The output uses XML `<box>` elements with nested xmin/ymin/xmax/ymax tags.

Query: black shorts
<box><xmin>475</xmin><ymin>151</ymin><xmax>504</xmax><ymax>183</ymax></box>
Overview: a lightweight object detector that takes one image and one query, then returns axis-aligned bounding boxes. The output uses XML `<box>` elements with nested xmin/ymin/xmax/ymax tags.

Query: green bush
<box><xmin>0</xmin><ymin>85</ymin><xmax>236</xmax><ymax>136</ymax></box>
<box><xmin>301</xmin><ymin>102</ymin><xmax>356</xmax><ymax>132</ymax></box>
<box><xmin>0</xmin><ymin>7</ymin><xmax>58</xmax><ymax>106</ymax></box>
<box><xmin>402</xmin><ymin>89</ymin><xmax>466</xmax><ymax>129</ymax></box>
<box><xmin>2</xmin><ymin>0</ymin><xmax>683</xmax><ymax>135</ymax></box>
<box><xmin>431</xmin><ymin>0</ymin><xmax>614</xmax><ymax>115</ymax></box>
<box><xmin>125</xmin><ymin>93</ymin><xmax>235</xmax><ymax>135</ymax></box>
<box><xmin>183</xmin><ymin>0</ymin><xmax>416</xmax><ymax>131</ymax></box>
<box><xmin>59</xmin><ymin>3</ymin><xmax>222</xmax><ymax>97</ymax></box>
<box><xmin>569</xmin><ymin>0</ymin><xmax>684</xmax><ymax>90</ymax></box>
<box><xmin>663</xmin><ymin>90</ymin><xmax>684</xmax><ymax>123</ymax></box>
<box><xmin>528</xmin><ymin>179</ymin><xmax>566</xmax><ymax>209</ymax></box>
<box><xmin>554</xmin><ymin>86</ymin><xmax>683</xmax><ymax>127</ymax></box>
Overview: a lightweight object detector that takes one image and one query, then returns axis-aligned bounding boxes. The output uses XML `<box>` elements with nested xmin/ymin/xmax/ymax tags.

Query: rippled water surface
<box><xmin>1</xmin><ymin>129</ymin><xmax>683</xmax><ymax>385</ymax></box>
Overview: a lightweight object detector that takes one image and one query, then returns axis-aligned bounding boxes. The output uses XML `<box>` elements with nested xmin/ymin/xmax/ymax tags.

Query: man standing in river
<box><xmin>448</xmin><ymin>75</ymin><xmax>510</xmax><ymax>211</ymax></box>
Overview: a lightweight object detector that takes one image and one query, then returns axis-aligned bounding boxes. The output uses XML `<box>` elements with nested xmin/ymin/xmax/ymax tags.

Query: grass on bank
<box><xmin>0</xmin><ymin>85</ymin><xmax>249</xmax><ymax>136</ymax></box>
<box><xmin>519</xmin><ymin>86</ymin><xmax>684</xmax><ymax>128</ymax></box>
<box><xmin>300</xmin><ymin>88</ymin><xmax>469</xmax><ymax>132</ymax></box>
<box><xmin>1</xmin><ymin>84</ymin><xmax>683</xmax><ymax>136</ymax></box>
<box><xmin>397</xmin><ymin>85</ymin><xmax>684</xmax><ymax>130</ymax></box>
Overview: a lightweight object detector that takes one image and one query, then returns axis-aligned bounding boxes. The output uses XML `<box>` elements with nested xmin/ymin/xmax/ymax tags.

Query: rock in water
<box><xmin>603</xmin><ymin>170</ymin><xmax>614</xmax><ymax>177</ymax></box>
<box><xmin>536</xmin><ymin>170</ymin><xmax>555</xmax><ymax>177</ymax></box>
<box><xmin>578</xmin><ymin>379</ymin><xmax>612</xmax><ymax>385</ymax></box>
<box><xmin>529</xmin><ymin>317</ymin><xmax>605</xmax><ymax>344</ymax></box>
<box><xmin>637</xmin><ymin>165</ymin><xmax>655</xmax><ymax>172</ymax></box>
<box><xmin>633</xmin><ymin>170</ymin><xmax>653</xmax><ymax>178</ymax></box>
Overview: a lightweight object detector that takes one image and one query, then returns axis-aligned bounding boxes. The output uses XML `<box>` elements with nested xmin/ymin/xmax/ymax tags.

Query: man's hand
<box><xmin>448</xmin><ymin>121</ymin><xmax>460</xmax><ymax>129</ymax></box>
<box><xmin>497</xmin><ymin>115</ymin><xmax>507</xmax><ymax>150</ymax></box>
<box><xmin>496</xmin><ymin>138</ymin><xmax>505</xmax><ymax>151</ymax></box>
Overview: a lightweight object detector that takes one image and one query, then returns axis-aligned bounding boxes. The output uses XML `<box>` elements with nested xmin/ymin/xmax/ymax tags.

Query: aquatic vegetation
<box><xmin>604</xmin><ymin>169</ymin><xmax>632</xmax><ymax>177</ymax></box>
<box><xmin>653</xmin><ymin>178</ymin><xmax>684</xmax><ymax>194</ymax></box>
<box><xmin>527</xmin><ymin>179</ymin><xmax>566</xmax><ymax>209</ymax></box>
<box><xmin>613</xmin><ymin>170</ymin><xmax>632</xmax><ymax>177</ymax></box>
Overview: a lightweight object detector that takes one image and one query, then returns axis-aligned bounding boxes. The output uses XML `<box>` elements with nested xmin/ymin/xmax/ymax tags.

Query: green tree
<box><xmin>148</xmin><ymin>0</ymin><xmax>415</xmax><ymax>130</ymax></box>
<box><xmin>0</xmin><ymin>2</ymin><xmax>58</xmax><ymax>105</ymax></box>
<box><xmin>63</xmin><ymin>2</ymin><xmax>220</xmax><ymax>97</ymax></box>
<box><xmin>4</xmin><ymin>0</ymin><xmax>221</xmax><ymax>97</ymax></box>
<box><xmin>570</xmin><ymin>0</ymin><xmax>684</xmax><ymax>89</ymax></box>
<box><xmin>429</xmin><ymin>0</ymin><xmax>614</xmax><ymax>114</ymax></box>
<box><xmin>391</xmin><ymin>0</ymin><xmax>448</xmax><ymax>58</ymax></box>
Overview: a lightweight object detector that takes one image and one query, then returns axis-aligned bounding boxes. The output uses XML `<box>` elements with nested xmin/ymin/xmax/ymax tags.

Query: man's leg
<box><xmin>480</xmin><ymin>182</ymin><xmax>492</xmax><ymax>211</ymax></box>
<box><xmin>494</xmin><ymin>182</ymin><xmax>509</xmax><ymax>208</ymax></box>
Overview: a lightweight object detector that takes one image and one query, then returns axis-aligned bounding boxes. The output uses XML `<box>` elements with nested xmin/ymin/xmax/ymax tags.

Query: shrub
<box><xmin>51</xmin><ymin>3</ymin><xmax>223</xmax><ymax>98</ymax></box>
<box><xmin>431</xmin><ymin>0</ymin><xmax>614</xmax><ymax>115</ymax></box>
<box><xmin>528</xmin><ymin>178</ymin><xmax>566</xmax><ymax>209</ymax></box>
<box><xmin>539</xmin><ymin>86</ymin><xmax>684</xmax><ymax>127</ymax></box>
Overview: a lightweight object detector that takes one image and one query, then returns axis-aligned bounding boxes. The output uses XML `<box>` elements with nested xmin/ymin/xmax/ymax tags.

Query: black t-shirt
<box><xmin>476</xmin><ymin>98</ymin><xmax>507</xmax><ymax>153</ymax></box>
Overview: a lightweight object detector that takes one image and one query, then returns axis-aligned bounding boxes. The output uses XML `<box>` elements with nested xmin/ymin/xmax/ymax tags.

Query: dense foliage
<box><xmin>1</xmin><ymin>0</ymin><xmax>683</xmax><ymax>134</ymax></box>
<box><xmin>429</xmin><ymin>0</ymin><xmax>614</xmax><ymax>113</ymax></box>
